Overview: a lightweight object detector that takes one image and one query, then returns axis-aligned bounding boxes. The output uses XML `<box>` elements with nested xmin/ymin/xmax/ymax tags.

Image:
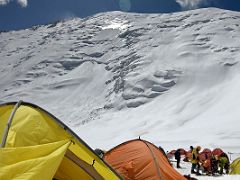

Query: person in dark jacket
<box><xmin>174</xmin><ymin>149</ymin><xmax>181</xmax><ymax>168</ymax></box>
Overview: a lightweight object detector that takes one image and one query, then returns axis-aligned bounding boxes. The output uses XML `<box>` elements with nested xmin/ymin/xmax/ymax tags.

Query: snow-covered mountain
<box><xmin>1</xmin><ymin>8</ymin><xmax>240</xmax><ymax>157</ymax></box>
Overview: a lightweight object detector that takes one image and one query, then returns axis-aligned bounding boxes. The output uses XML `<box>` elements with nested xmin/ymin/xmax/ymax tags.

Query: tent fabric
<box><xmin>202</xmin><ymin>148</ymin><xmax>211</xmax><ymax>154</ymax></box>
<box><xmin>167</xmin><ymin>150</ymin><xmax>176</xmax><ymax>158</ymax></box>
<box><xmin>0</xmin><ymin>104</ymin><xmax>14</xmax><ymax>142</ymax></box>
<box><xmin>185</xmin><ymin>150</ymin><xmax>192</xmax><ymax>160</ymax></box>
<box><xmin>167</xmin><ymin>148</ymin><xmax>186</xmax><ymax>158</ymax></box>
<box><xmin>230</xmin><ymin>157</ymin><xmax>240</xmax><ymax>175</ymax></box>
<box><xmin>103</xmin><ymin>139</ymin><xmax>186</xmax><ymax>180</ymax></box>
<box><xmin>212</xmin><ymin>148</ymin><xmax>224</xmax><ymax>156</ymax></box>
<box><xmin>0</xmin><ymin>140</ymin><xmax>70</xmax><ymax>180</ymax></box>
<box><xmin>198</xmin><ymin>149</ymin><xmax>212</xmax><ymax>162</ymax></box>
<box><xmin>0</xmin><ymin>102</ymin><xmax>121</xmax><ymax>180</ymax></box>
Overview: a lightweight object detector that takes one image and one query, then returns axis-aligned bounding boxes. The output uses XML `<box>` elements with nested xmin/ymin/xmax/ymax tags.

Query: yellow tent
<box><xmin>0</xmin><ymin>101</ymin><xmax>122</xmax><ymax>180</ymax></box>
<box><xmin>230</xmin><ymin>157</ymin><xmax>240</xmax><ymax>175</ymax></box>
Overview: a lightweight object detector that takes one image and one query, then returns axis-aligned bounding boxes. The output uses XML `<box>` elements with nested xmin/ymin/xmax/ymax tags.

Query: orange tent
<box><xmin>103</xmin><ymin>139</ymin><xmax>186</xmax><ymax>180</ymax></box>
<box><xmin>167</xmin><ymin>148</ymin><xmax>186</xmax><ymax>157</ymax></box>
<box><xmin>202</xmin><ymin>148</ymin><xmax>211</xmax><ymax>154</ymax></box>
<box><xmin>199</xmin><ymin>148</ymin><xmax>212</xmax><ymax>162</ymax></box>
<box><xmin>212</xmin><ymin>148</ymin><xmax>224</xmax><ymax>156</ymax></box>
<box><xmin>167</xmin><ymin>149</ymin><xmax>176</xmax><ymax>158</ymax></box>
<box><xmin>185</xmin><ymin>150</ymin><xmax>192</xmax><ymax>160</ymax></box>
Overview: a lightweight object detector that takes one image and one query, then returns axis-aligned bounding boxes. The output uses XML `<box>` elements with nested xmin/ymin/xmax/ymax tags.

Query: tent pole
<box><xmin>1</xmin><ymin>100</ymin><xmax>23</xmax><ymax>148</ymax></box>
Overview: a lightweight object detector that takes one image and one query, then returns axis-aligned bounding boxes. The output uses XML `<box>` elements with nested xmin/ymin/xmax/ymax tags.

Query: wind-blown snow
<box><xmin>1</xmin><ymin>8</ymin><xmax>240</xmax><ymax>177</ymax></box>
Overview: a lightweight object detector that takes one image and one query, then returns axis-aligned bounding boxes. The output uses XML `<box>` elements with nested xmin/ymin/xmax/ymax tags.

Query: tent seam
<box><xmin>142</xmin><ymin>140</ymin><xmax>163</xmax><ymax>180</ymax></box>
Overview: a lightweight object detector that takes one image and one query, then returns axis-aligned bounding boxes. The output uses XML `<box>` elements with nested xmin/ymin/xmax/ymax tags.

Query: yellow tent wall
<box><xmin>0</xmin><ymin>140</ymin><xmax>70</xmax><ymax>180</ymax></box>
<box><xmin>230</xmin><ymin>157</ymin><xmax>240</xmax><ymax>175</ymax></box>
<box><xmin>0</xmin><ymin>101</ymin><xmax>121</xmax><ymax>180</ymax></box>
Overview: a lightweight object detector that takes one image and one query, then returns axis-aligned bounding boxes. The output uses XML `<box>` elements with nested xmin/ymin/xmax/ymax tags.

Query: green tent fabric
<box><xmin>230</xmin><ymin>157</ymin><xmax>240</xmax><ymax>175</ymax></box>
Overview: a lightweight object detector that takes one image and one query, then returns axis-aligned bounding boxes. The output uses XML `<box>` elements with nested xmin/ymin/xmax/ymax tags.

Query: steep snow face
<box><xmin>1</xmin><ymin>8</ymin><xmax>240</xmax><ymax>154</ymax></box>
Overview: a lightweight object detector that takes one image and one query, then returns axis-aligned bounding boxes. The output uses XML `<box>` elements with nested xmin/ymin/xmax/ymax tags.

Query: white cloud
<box><xmin>17</xmin><ymin>0</ymin><xmax>27</xmax><ymax>7</ymax></box>
<box><xmin>0</xmin><ymin>0</ymin><xmax>10</xmax><ymax>6</ymax></box>
<box><xmin>0</xmin><ymin>0</ymin><xmax>28</xmax><ymax>7</ymax></box>
<box><xmin>176</xmin><ymin>0</ymin><xmax>210</xmax><ymax>10</ymax></box>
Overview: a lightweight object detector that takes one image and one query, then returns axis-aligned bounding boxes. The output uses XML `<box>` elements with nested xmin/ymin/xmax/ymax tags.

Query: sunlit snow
<box><xmin>102</xmin><ymin>18</ymin><xmax>129</xmax><ymax>30</ymax></box>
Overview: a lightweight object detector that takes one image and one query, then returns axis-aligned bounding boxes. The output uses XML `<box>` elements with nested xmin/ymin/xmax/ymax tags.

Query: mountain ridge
<box><xmin>1</xmin><ymin>8</ymin><xmax>240</xmax><ymax>152</ymax></box>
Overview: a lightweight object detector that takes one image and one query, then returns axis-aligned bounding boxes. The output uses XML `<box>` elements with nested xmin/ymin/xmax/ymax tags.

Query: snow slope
<box><xmin>1</xmin><ymin>8</ymin><xmax>240</xmax><ymax>172</ymax></box>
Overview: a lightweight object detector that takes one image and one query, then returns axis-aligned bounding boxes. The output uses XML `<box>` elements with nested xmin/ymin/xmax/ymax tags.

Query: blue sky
<box><xmin>0</xmin><ymin>0</ymin><xmax>240</xmax><ymax>30</ymax></box>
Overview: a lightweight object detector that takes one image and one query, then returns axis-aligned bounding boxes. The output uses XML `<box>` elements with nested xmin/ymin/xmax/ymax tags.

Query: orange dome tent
<box><xmin>167</xmin><ymin>149</ymin><xmax>176</xmax><ymax>158</ymax></box>
<box><xmin>167</xmin><ymin>148</ymin><xmax>186</xmax><ymax>159</ymax></box>
<box><xmin>184</xmin><ymin>150</ymin><xmax>192</xmax><ymax>161</ymax></box>
<box><xmin>202</xmin><ymin>148</ymin><xmax>211</xmax><ymax>154</ymax></box>
<box><xmin>103</xmin><ymin>139</ymin><xmax>186</xmax><ymax>180</ymax></box>
<box><xmin>199</xmin><ymin>148</ymin><xmax>212</xmax><ymax>162</ymax></box>
<box><xmin>212</xmin><ymin>148</ymin><xmax>224</xmax><ymax>156</ymax></box>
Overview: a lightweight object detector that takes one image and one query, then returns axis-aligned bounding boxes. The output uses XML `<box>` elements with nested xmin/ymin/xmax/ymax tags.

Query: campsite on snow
<box><xmin>1</xmin><ymin>6</ymin><xmax>240</xmax><ymax>180</ymax></box>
